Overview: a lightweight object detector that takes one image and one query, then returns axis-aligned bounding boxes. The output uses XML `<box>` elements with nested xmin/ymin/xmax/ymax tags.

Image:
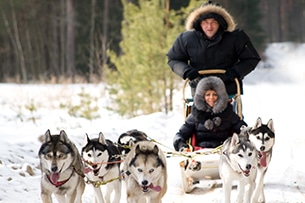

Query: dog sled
<box><xmin>179</xmin><ymin>69</ymin><xmax>243</xmax><ymax>193</ymax></box>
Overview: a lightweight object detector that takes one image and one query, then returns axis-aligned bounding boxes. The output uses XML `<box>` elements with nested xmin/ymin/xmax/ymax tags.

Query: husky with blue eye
<box><xmin>122</xmin><ymin>141</ymin><xmax>167</xmax><ymax>203</ymax></box>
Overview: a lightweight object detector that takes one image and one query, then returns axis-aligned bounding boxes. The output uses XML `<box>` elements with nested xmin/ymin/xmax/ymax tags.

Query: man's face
<box><xmin>200</xmin><ymin>18</ymin><xmax>220</xmax><ymax>39</ymax></box>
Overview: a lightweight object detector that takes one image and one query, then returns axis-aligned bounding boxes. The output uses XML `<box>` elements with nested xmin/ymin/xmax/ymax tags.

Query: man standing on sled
<box><xmin>166</xmin><ymin>1</ymin><xmax>261</xmax><ymax>97</ymax></box>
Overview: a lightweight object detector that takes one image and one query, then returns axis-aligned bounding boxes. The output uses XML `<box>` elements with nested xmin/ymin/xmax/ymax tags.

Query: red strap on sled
<box><xmin>188</xmin><ymin>134</ymin><xmax>204</xmax><ymax>151</ymax></box>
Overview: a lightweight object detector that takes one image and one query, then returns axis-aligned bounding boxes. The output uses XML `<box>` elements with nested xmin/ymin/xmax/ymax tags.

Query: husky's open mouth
<box><xmin>259</xmin><ymin>151</ymin><xmax>267</xmax><ymax>167</ymax></box>
<box><xmin>93</xmin><ymin>167</ymin><xmax>101</xmax><ymax>176</ymax></box>
<box><xmin>49</xmin><ymin>164</ymin><xmax>64</xmax><ymax>184</ymax></box>
<box><xmin>50</xmin><ymin>172</ymin><xmax>60</xmax><ymax>184</ymax></box>
<box><xmin>238</xmin><ymin>164</ymin><xmax>250</xmax><ymax>177</ymax></box>
<box><xmin>141</xmin><ymin>183</ymin><xmax>162</xmax><ymax>192</ymax></box>
<box><xmin>141</xmin><ymin>185</ymin><xmax>150</xmax><ymax>192</ymax></box>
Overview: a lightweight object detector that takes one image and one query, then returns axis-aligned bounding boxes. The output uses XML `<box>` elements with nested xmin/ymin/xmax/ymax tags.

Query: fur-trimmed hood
<box><xmin>194</xmin><ymin>76</ymin><xmax>228</xmax><ymax>114</ymax></box>
<box><xmin>185</xmin><ymin>3</ymin><xmax>236</xmax><ymax>32</ymax></box>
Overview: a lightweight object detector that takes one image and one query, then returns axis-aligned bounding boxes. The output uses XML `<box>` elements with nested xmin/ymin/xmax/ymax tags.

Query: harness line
<box><xmin>85</xmin><ymin>176</ymin><xmax>121</xmax><ymax>188</ymax></box>
<box><xmin>82</xmin><ymin>158</ymin><xmax>123</xmax><ymax>166</ymax></box>
<box><xmin>143</xmin><ymin>133</ymin><xmax>222</xmax><ymax>159</ymax></box>
<box><xmin>82</xmin><ymin>158</ymin><xmax>122</xmax><ymax>187</ymax></box>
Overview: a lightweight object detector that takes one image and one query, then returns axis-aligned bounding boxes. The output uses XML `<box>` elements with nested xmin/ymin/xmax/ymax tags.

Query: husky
<box><xmin>248</xmin><ymin>117</ymin><xmax>275</xmax><ymax>203</ymax></box>
<box><xmin>81</xmin><ymin>132</ymin><xmax>122</xmax><ymax>203</ymax></box>
<box><xmin>219</xmin><ymin>132</ymin><xmax>258</xmax><ymax>203</ymax></box>
<box><xmin>117</xmin><ymin>129</ymin><xmax>148</xmax><ymax>155</ymax></box>
<box><xmin>122</xmin><ymin>141</ymin><xmax>167</xmax><ymax>203</ymax></box>
<box><xmin>38</xmin><ymin>130</ymin><xmax>85</xmax><ymax>203</ymax></box>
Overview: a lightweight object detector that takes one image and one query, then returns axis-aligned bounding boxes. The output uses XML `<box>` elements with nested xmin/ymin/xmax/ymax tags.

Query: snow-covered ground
<box><xmin>1</xmin><ymin>42</ymin><xmax>305</xmax><ymax>202</ymax></box>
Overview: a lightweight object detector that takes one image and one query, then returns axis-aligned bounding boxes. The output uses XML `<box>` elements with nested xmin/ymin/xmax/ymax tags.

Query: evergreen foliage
<box><xmin>219</xmin><ymin>0</ymin><xmax>265</xmax><ymax>52</ymax></box>
<box><xmin>106</xmin><ymin>0</ymin><xmax>190</xmax><ymax>117</ymax></box>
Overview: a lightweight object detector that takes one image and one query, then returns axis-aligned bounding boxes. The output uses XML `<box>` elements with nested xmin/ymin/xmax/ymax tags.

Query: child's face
<box><xmin>204</xmin><ymin>90</ymin><xmax>218</xmax><ymax>107</ymax></box>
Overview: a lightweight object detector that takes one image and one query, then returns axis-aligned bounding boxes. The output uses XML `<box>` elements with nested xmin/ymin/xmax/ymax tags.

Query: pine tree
<box><xmin>106</xmin><ymin>0</ymin><xmax>182</xmax><ymax>117</ymax></box>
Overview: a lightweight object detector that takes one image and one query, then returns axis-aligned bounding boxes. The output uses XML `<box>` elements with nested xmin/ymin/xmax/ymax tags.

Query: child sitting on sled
<box><xmin>173</xmin><ymin>76</ymin><xmax>247</xmax><ymax>152</ymax></box>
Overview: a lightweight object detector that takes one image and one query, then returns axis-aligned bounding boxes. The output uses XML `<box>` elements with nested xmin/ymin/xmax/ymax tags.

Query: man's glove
<box><xmin>188</xmin><ymin>77</ymin><xmax>201</xmax><ymax>88</ymax></box>
<box><xmin>224</xmin><ymin>68</ymin><xmax>239</xmax><ymax>82</ymax></box>
<box><xmin>183</xmin><ymin>69</ymin><xmax>200</xmax><ymax>80</ymax></box>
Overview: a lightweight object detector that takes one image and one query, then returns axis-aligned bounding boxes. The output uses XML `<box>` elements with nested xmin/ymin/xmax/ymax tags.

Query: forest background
<box><xmin>0</xmin><ymin>0</ymin><xmax>304</xmax><ymax>117</ymax></box>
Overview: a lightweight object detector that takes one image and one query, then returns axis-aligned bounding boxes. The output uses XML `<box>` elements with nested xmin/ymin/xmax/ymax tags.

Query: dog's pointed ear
<box><xmin>253</xmin><ymin>117</ymin><xmax>262</xmax><ymax>129</ymax></box>
<box><xmin>153</xmin><ymin>144</ymin><xmax>159</xmax><ymax>154</ymax></box>
<box><xmin>44</xmin><ymin>129</ymin><xmax>52</xmax><ymax>142</ymax></box>
<box><xmin>129</xmin><ymin>139</ymin><xmax>135</xmax><ymax>147</ymax></box>
<box><xmin>240</xmin><ymin>125</ymin><xmax>251</xmax><ymax>139</ymax></box>
<box><xmin>231</xmin><ymin>133</ymin><xmax>239</xmax><ymax>147</ymax></box>
<box><xmin>59</xmin><ymin>130</ymin><xmax>68</xmax><ymax>142</ymax></box>
<box><xmin>267</xmin><ymin>119</ymin><xmax>274</xmax><ymax>133</ymax></box>
<box><xmin>135</xmin><ymin>144</ymin><xmax>141</xmax><ymax>155</ymax></box>
<box><xmin>85</xmin><ymin>133</ymin><xmax>90</xmax><ymax>145</ymax></box>
<box><xmin>98</xmin><ymin>132</ymin><xmax>107</xmax><ymax>145</ymax></box>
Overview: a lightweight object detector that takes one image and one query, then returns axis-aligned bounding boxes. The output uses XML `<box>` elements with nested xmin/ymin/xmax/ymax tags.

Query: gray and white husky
<box><xmin>81</xmin><ymin>132</ymin><xmax>121</xmax><ymax>203</ymax></box>
<box><xmin>248</xmin><ymin>117</ymin><xmax>275</xmax><ymax>203</ymax></box>
<box><xmin>38</xmin><ymin>129</ymin><xmax>85</xmax><ymax>203</ymax></box>
<box><xmin>122</xmin><ymin>141</ymin><xmax>167</xmax><ymax>203</ymax></box>
<box><xmin>219</xmin><ymin>132</ymin><xmax>258</xmax><ymax>203</ymax></box>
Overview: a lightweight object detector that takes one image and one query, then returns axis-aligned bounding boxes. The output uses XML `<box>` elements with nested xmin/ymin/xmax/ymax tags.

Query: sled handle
<box><xmin>183</xmin><ymin>69</ymin><xmax>242</xmax><ymax>120</ymax></box>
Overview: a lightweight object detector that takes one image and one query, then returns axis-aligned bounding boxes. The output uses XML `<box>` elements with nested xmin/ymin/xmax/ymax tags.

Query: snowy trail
<box><xmin>1</xmin><ymin>81</ymin><xmax>305</xmax><ymax>202</ymax></box>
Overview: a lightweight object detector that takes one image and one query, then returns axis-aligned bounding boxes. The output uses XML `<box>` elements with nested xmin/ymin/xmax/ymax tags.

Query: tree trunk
<box><xmin>52</xmin><ymin>3</ymin><xmax>60</xmax><ymax>78</ymax></box>
<box><xmin>60</xmin><ymin>0</ymin><xmax>66</xmax><ymax>76</ymax></box>
<box><xmin>1</xmin><ymin>11</ymin><xmax>19</xmax><ymax>80</ymax></box>
<box><xmin>66</xmin><ymin>0</ymin><xmax>75</xmax><ymax>81</ymax></box>
<box><xmin>11</xmin><ymin>6</ymin><xmax>27</xmax><ymax>82</ymax></box>
<box><xmin>101</xmin><ymin>0</ymin><xmax>109</xmax><ymax>80</ymax></box>
<box><xmin>89</xmin><ymin>0</ymin><xmax>96</xmax><ymax>82</ymax></box>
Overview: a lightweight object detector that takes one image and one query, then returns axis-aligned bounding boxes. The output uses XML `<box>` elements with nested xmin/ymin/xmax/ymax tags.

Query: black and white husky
<box><xmin>248</xmin><ymin>117</ymin><xmax>275</xmax><ymax>203</ymax></box>
<box><xmin>117</xmin><ymin>129</ymin><xmax>148</xmax><ymax>155</ymax></box>
<box><xmin>219</xmin><ymin>132</ymin><xmax>258</xmax><ymax>203</ymax></box>
<box><xmin>38</xmin><ymin>130</ymin><xmax>85</xmax><ymax>203</ymax></box>
<box><xmin>81</xmin><ymin>132</ymin><xmax>121</xmax><ymax>203</ymax></box>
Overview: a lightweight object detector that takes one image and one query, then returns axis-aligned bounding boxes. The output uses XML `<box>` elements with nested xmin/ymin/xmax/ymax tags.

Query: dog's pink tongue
<box><xmin>260</xmin><ymin>152</ymin><xmax>267</xmax><ymax>167</ymax></box>
<box><xmin>50</xmin><ymin>173</ymin><xmax>60</xmax><ymax>184</ymax></box>
<box><xmin>84</xmin><ymin>167</ymin><xmax>92</xmax><ymax>174</ymax></box>
<box><xmin>149</xmin><ymin>183</ymin><xmax>162</xmax><ymax>192</ymax></box>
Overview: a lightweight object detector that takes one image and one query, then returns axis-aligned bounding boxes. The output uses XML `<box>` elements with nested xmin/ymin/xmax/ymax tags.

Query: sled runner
<box><xmin>179</xmin><ymin>69</ymin><xmax>243</xmax><ymax>193</ymax></box>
